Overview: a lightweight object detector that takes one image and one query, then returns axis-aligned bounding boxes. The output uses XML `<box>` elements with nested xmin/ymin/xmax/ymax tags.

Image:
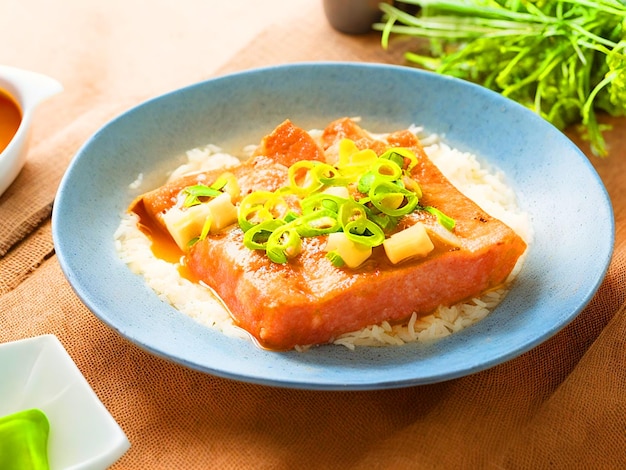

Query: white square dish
<box><xmin>0</xmin><ymin>334</ymin><xmax>130</xmax><ymax>470</ymax></box>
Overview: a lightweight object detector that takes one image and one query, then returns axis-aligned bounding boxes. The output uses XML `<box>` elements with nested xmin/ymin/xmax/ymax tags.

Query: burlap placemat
<box><xmin>1</xmin><ymin>1</ymin><xmax>624</xmax><ymax>468</ymax></box>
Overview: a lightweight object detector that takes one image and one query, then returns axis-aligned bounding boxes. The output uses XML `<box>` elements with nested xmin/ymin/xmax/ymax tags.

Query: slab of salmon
<box><xmin>132</xmin><ymin>120</ymin><xmax>326</xmax><ymax>221</ymax></box>
<box><xmin>133</xmin><ymin>118</ymin><xmax>527</xmax><ymax>350</ymax></box>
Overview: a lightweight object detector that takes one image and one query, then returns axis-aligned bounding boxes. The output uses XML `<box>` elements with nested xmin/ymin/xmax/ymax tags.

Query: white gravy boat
<box><xmin>0</xmin><ymin>65</ymin><xmax>63</xmax><ymax>196</ymax></box>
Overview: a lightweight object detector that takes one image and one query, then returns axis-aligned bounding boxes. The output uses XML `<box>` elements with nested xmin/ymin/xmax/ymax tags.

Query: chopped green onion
<box><xmin>325</xmin><ymin>251</ymin><xmax>346</xmax><ymax>267</ymax></box>
<box><xmin>182</xmin><ymin>184</ymin><xmax>222</xmax><ymax>207</ymax></box>
<box><xmin>365</xmin><ymin>207</ymin><xmax>400</xmax><ymax>231</ymax></box>
<box><xmin>422</xmin><ymin>205</ymin><xmax>456</xmax><ymax>231</ymax></box>
<box><xmin>284</xmin><ymin>211</ymin><xmax>300</xmax><ymax>223</ymax></box>
<box><xmin>301</xmin><ymin>193</ymin><xmax>347</xmax><ymax>215</ymax></box>
<box><xmin>369</xmin><ymin>180</ymin><xmax>419</xmax><ymax>216</ymax></box>
<box><xmin>209</xmin><ymin>175</ymin><xmax>228</xmax><ymax>191</ymax></box>
<box><xmin>237</xmin><ymin>140</ymin><xmax>434</xmax><ymax>265</ymax></box>
<box><xmin>238</xmin><ymin>191</ymin><xmax>285</xmax><ymax>232</ymax></box>
<box><xmin>288</xmin><ymin>160</ymin><xmax>325</xmax><ymax>195</ymax></box>
<box><xmin>238</xmin><ymin>205</ymin><xmax>274</xmax><ymax>233</ymax></box>
<box><xmin>337</xmin><ymin>140</ymin><xmax>378</xmax><ymax>175</ymax></box>
<box><xmin>267</xmin><ymin>225</ymin><xmax>302</xmax><ymax>263</ymax></box>
<box><xmin>344</xmin><ymin>219</ymin><xmax>385</xmax><ymax>247</ymax></box>
<box><xmin>210</xmin><ymin>172</ymin><xmax>240</xmax><ymax>199</ymax></box>
<box><xmin>199</xmin><ymin>215</ymin><xmax>212</xmax><ymax>241</ymax></box>
<box><xmin>402</xmin><ymin>175</ymin><xmax>423</xmax><ymax>199</ymax></box>
<box><xmin>243</xmin><ymin>219</ymin><xmax>285</xmax><ymax>250</ymax></box>
<box><xmin>379</xmin><ymin>148</ymin><xmax>418</xmax><ymax>172</ymax></box>
<box><xmin>312</xmin><ymin>163</ymin><xmax>352</xmax><ymax>186</ymax></box>
<box><xmin>369</xmin><ymin>158</ymin><xmax>403</xmax><ymax>181</ymax></box>
<box><xmin>357</xmin><ymin>172</ymin><xmax>376</xmax><ymax>193</ymax></box>
<box><xmin>338</xmin><ymin>199</ymin><xmax>368</xmax><ymax>227</ymax></box>
<box><xmin>295</xmin><ymin>210</ymin><xmax>342</xmax><ymax>237</ymax></box>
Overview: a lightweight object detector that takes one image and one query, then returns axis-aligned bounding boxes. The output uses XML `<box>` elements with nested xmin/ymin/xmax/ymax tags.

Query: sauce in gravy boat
<box><xmin>0</xmin><ymin>66</ymin><xmax>62</xmax><ymax>196</ymax></box>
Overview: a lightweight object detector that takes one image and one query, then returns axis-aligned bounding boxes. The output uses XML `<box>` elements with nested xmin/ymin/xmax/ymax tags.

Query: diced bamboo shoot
<box><xmin>163</xmin><ymin>193</ymin><xmax>237</xmax><ymax>250</ymax></box>
<box><xmin>325</xmin><ymin>232</ymin><xmax>372</xmax><ymax>268</ymax></box>
<box><xmin>163</xmin><ymin>203</ymin><xmax>213</xmax><ymax>250</ymax></box>
<box><xmin>207</xmin><ymin>192</ymin><xmax>238</xmax><ymax>231</ymax></box>
<box><xmin>383</xmin><ymin>222</ymin><xmax>434</xmax><ymax>264</ymax></box>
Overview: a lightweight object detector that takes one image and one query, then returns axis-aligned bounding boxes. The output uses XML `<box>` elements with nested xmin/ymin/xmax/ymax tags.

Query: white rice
<box><xmin>114</xmin><ymin>127</ymin><xmax>531</xmax><ymax>350</ymax></box>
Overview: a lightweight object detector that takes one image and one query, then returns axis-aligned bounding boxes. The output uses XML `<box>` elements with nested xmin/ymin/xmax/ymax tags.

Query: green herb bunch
<box><xmin>375</xmin><ymin>0</ymin><xmax>626</xmax><ymax>157</ymax></box>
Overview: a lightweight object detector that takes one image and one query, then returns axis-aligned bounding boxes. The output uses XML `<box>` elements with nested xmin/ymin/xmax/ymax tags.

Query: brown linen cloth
<box><xmin>1</xmin><ymin>1</ymin><xmax>625</xmax><ymax>468</ymax></box>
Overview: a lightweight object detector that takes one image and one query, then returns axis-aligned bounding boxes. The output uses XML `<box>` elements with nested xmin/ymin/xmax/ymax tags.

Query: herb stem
<box><xmin>376</xmin><ymin>0</ymin><xmax>626</xmax><ymax>157</ymax></box>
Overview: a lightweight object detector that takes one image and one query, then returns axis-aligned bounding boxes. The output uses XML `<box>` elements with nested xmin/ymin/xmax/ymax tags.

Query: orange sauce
<box><xmin>0</xmin><ymin>89</ymin><xmax>21</xmax><ymax>153</ymax></box>
<box><xmin>132</xmin><ymin>202</ymin><xmax>199</xmax><ymax>283</ymax></box>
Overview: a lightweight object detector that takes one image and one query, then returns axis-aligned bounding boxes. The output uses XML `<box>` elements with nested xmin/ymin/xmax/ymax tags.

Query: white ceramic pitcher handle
<box><xmin>0</xmin><ymin>66</ymin><xmax>63</xmax><ymax>196</ymax></box>
<box><xmin>0</xmin><ymin>65</ymin><xmax>63</xmax><ymax>110</ymax></box>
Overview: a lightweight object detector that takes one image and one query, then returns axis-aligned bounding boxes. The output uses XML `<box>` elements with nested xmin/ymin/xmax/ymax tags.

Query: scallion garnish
<box><xmin>369</xmin><ymin>180</ymin><xmax>419</xmax><ymax>216</ymax></box>
<box><xmin>243</xmin><ymin>219</ymin><xmax>285</xmax><ymax>250</ymax></box>
<box><xmin>267</xmin><ymin>225</ymin><xmax>302</xmax><ymax>264</ymax></box>
<box><xmin>182</xmin><ymin>184</ymin><xmax>222</xmax><ymax>207</ymax></box>
<box><xmin>238</xmin><ymin>191</ymin><xmax>287</xmax><ymax>232</ymax></box>
<box><xmin>238</xmin><ymin>138</ymin><xmax>456</xmax><ymax>265</ymax></box>
<box><xmin>421</xmin><ymin>205</ymin><xmax>456</xmax><ymax>231</ymax></box>
<box><xmin>343</xmin><ymin>219</ymin><xmax>386</xmax><ymax>247</ymax></box>
<box><xmin>326</xmin><ymin>251</ymin><xmax>346</xmax><ymax>267</ymax></box>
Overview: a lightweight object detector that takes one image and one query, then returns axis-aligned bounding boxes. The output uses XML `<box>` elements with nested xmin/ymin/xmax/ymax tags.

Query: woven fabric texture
<box><xmin>1</xmin><ymin>1</ymin><xmax>624</xmax><ymax>468</ymax></box>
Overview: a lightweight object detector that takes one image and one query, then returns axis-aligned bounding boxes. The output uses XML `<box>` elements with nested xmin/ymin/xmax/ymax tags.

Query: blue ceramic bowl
<box><xmin>52</xmin><ymin>63</ymin><xmax>614</xmax><ymax>390</ymax></box>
